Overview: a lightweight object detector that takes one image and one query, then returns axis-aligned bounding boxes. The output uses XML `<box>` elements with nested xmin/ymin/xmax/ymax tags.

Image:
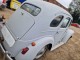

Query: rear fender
<box><xmin>62</xmin><ymin>29</ymin><xmax>74</xmax><ymax>43</ymax></box>
<box><xmin>15</xmin><ymin>37</ymin><xmax>54</xmax><ymax>60</ymax></box>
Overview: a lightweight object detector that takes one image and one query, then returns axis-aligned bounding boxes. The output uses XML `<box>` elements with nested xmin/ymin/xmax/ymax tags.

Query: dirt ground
<box><xmin>0</xmin><ymin>9</ymin><xmax>14</xmax><ymax>20</ymax></box>
<box><xmin>39</xmin><ymin>26</ymin><xmax>80</xmax><ymax>60</ymax></box>
<box><xmin>0</xmin><ymin>8</ymin><xmax>80</xmax><ymax>60</ymax></box>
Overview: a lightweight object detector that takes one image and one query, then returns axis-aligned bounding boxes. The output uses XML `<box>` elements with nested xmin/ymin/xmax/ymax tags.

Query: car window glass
<box><xmin>21</xmin><ymin>3</ymin><xmax>41</xmax><ymax>16</ymax></box>
<box><xmin>50</xmin><ymin>15</ymin><xmax>64</xmax><ymax>27</ymax></box>
<box><xmin>61</xmin><ymin>17</ymin><xmax>70</xmax><ymax>28</ymax></box>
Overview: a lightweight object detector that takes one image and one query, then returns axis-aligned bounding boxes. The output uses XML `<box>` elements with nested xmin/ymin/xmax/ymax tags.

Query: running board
<box><xmin>51</xmin><ymin>42</ymin><xmax>64</xmax><ymax>51</ymax></box>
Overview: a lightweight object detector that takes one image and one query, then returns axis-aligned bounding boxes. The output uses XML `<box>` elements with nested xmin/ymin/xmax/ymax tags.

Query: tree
<box><xmin>69</xmin><ymin>0</ymin><xmax>80</xmax><ymax>24</ymax></box>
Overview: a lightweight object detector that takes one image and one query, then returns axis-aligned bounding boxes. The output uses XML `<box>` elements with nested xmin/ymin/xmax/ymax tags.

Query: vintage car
<box><xmin>0</xmin><ymin>0</ymin><xmax>74</xmax><ymax>60</ymax></box>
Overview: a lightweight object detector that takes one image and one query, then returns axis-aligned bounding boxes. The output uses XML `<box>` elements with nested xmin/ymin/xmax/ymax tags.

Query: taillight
<box><xmin>21</xmin><ymin>47</ymin><xmax>29</xmax><ymax>55</ymax></box>
<box><xmin>2</xmin><ymin>0</ymin><xmax>6</xmax><ymax>3</ymax></box>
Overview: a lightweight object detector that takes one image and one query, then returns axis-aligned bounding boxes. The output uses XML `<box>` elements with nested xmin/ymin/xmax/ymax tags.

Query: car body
<box><xmin>0</xmin><ymin>0</ymin><xmax>74</xmax><ymax>60</ymax></box>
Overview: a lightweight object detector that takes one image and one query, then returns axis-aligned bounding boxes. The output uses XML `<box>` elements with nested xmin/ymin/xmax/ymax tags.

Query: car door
<box><xmin>54</xmin><ymin>17</ymin><xmax>71</xmax><ymax>45</ymax></box>
<box><xmin>50</xmin><ymin>15</ymin><xmax>64</xmax><ymax>45</ymax></box>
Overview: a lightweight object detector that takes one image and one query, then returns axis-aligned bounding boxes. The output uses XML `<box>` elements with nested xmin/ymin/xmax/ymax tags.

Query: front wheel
<box><xmin>34</xmin><ymin>46</ymin><xmax>47</xmax><ymax>60</ymax></box>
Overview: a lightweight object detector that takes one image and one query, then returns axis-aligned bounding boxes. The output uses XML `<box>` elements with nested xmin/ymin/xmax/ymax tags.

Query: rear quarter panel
<box><xmin>15</xmin><ymin>37</ymin><xmax>54</xmax><ymax>60</ymax></box>
<box><xmin>62</xmin><ymin>29</ymin><xmax>74</xmax><ymax>43</ymax></box>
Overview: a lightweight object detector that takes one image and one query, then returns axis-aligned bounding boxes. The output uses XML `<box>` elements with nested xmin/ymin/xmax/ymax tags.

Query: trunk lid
<box><xmin>6</xmin><ymin>8</ymin><xmax>35</xmax><ymax>40</ymax></box>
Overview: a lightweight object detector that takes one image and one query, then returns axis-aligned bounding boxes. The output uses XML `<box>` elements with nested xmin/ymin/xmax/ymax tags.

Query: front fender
<box><xmin>62</xmin><ymin>29</ymin><xmax>74</xmax><ymax>43</ymax></box>
<box><xmin>15</xmin><ymin>37</ymin><xmax>54</xmax><ymax>60</ymax></box>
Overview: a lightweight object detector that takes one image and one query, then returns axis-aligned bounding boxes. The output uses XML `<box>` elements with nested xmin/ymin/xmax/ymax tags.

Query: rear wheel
<box><xmin>34</xmin><ymin>46</ymin><xmax>47</xmax><ymax>60</ymax></box>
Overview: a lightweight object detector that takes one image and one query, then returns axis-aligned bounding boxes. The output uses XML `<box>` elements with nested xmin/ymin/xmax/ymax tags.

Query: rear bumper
<box><xmin>0</xmin><ymin>43</ymin><xmax>13</xmax><ymax>60</ymax></box>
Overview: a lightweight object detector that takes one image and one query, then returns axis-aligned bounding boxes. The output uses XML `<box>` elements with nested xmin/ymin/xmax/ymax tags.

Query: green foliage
<box><xmin>69</xmin><ymin>0</ymin><xmax>80</xmax><ymax>24</ymax></box>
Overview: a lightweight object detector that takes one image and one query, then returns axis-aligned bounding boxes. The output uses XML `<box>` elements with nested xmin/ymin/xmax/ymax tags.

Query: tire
<box><xmin>34</xmin><ymin>46</ymin><xmax>47</xmax><ymax>60</ymax></box>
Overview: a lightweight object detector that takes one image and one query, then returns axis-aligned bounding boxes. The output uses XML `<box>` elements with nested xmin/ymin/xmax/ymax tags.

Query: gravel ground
<box><xmin>0</xmin><ymin>8</ymin><xmax>14</xmax><ymax>20</ymax></box>
<box><xmin>0</xmin><ymin>8</ymin><xmax>80</xmax><ymax>60</ymax></box>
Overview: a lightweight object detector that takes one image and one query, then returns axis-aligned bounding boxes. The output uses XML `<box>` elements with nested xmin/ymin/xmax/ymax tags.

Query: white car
<box><xmin>0</xmin><ymin>0</ymin><xmax>74</xmax><ymax>60</ymax></box>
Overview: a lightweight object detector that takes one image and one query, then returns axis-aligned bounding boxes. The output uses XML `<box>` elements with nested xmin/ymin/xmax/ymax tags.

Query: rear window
<box><xmin>21</xmin><ymin>3</ymin><xmax>41</xmax><ymax>16</ymax></box>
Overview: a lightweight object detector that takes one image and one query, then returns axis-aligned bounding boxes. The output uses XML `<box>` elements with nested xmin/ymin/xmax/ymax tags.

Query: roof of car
<box><xmin>24</xmin><ymin>0</ymin><xmax>72</xmax><ymax>19</ymax></box>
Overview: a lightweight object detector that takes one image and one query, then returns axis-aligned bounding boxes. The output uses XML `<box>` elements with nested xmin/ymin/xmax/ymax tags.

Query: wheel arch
<box><xmin>47</xmin><ymin>43</ymin><xmax>52</xmax><ymax>50</ymax></box>
<box><xmin>15</xmin><ymin>37</ymin><xmax>54</xmax><ymax>60</ymax></box>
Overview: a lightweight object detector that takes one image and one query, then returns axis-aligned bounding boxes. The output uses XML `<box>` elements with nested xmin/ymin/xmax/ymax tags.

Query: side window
<box><xmin>50</xmin><ymin>15</ymin><xmax>64</xmax><ymax>27</ymax></box>
<box><xmin>61</xmin><ymin>17</ymin><xmax>71</xmax><ymax>28</ymax></box>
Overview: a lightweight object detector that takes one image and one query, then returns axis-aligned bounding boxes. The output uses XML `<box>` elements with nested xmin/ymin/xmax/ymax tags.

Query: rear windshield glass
<box><xmin>21</xmin><ymin>3</ymin><xmax>41</xmax><ymax>16</ymax></box>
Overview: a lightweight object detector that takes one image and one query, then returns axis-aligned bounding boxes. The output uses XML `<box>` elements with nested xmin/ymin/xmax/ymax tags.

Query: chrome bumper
<box><xmin>0</xmin><ymin>43</ymin><xmax>13</xmax><ymax>60</ymax></box>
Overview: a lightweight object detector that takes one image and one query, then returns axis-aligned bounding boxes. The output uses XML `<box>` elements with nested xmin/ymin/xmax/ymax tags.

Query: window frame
<box><xmin>50</xmin><ymin>15</ymin><xmax>64</xmax><ymax>27</ymax></box>
<box><xmin>21</xmin><ymin>3</ymin><xmax>41</xmax><ymax>16</ymax></box>
<box><xmin>60</xmin><ymin>17</ymin><xmax>71</xmax><ymax>28</ymax></box>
